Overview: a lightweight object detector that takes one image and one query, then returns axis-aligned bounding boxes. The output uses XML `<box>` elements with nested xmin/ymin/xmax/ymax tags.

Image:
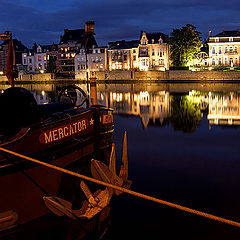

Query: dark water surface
<box><xmin>1</xmin><ymin>82</ymin><xmax>240</xmax><ymax>239</ymax></box>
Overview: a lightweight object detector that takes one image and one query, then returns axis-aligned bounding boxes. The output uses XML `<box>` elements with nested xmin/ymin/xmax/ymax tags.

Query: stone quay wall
<box><xmin>89</xmin><ymin>70</ymin><xmax>240</xmax><ymax>81</ymax></box>
<box><xmin>2</xmin><ymin>70</ymin><xmax>240</xmax><ymax>83</ymax></box>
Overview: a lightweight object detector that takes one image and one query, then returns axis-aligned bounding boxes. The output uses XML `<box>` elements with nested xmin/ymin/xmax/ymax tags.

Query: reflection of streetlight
<box><xmin>40</xmin><ymin>70</ymin><xmax>44</xmax><ymax>74</ymax></box>
<box><xmin>41</xmin><ymin>90</ymin><xmax>45</xmax><ymax>96</ymax></box>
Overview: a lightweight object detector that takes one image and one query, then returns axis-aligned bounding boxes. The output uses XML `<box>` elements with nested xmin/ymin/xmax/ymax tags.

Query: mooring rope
<box><xmin>1</xmin><ymin>146</ymin><xmax>240</xmax><ymax>228</ymax></box>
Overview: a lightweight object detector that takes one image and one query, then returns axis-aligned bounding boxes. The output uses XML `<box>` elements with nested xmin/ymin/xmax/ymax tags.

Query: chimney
<box><xmin>85</xmin><ymin>21</ymin><xmax>95</xmax><ymax>35</ymax></box>
<box><xmin>209</xmin><ymin>30</ymin><xmax>212</xmax><ymax>38</ymax></box>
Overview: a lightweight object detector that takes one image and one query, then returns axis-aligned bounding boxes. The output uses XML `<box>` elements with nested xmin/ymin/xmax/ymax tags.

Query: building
<box><xmin>58</xmin><ymin>21</ymin><xmax>97</xmax><ymax>77</ymax></box>
<box><xmin>138</xmin><ymin>31</ymin><xmax>169</xmax><ymax>71</ymax></box>
<box><xmin>208</xmin><ymin>30</ymin><xmax>240</xmax><ymax>67</ymax></box>
<box><xmin>0</xmin><ymin>39</ymin><xmax>28</xmax><ymax>73</ymax></box>
<box><xmin>107</xmin><ymin>31</ymin><xmax>169</xmax><ymax>71</ymax></box>
<box><xmin>75</xmin><ymin>46</ymin><xmax>107</xmax><ymax>79</ymax></box>
<box><xmin>108</xmin><ymin>40</ymin><xmax>139</xmax><ymax>71</ymax></box>
<box><xmin>22</xmin><ymin>43</ymin><xmax>58</xmax><ymax>73</ymax></box>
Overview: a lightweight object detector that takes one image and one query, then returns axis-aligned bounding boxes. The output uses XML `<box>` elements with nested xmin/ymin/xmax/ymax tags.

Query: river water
<box><xmin>1</xmin><ymin>82</ymin><xmax>240</xmax><ymax>239</ymax></box>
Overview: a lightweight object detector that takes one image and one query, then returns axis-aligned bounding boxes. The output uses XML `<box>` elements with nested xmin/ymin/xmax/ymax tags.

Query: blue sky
<box><xmin>1</xmin><ymin>0</ymin><xmax>240</xmax><ymax>48</ymax></box>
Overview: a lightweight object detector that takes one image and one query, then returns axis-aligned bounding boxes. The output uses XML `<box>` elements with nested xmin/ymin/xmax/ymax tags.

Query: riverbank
<box><xmin>2</xmin><ymin>70</ymin><xmax>240</xmax><ymax>84</ymax></box>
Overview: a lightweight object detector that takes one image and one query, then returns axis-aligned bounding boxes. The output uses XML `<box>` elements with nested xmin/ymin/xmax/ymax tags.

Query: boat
<box><xmin>0</xmin><ymin>30</ymin><xmax>131</xmax><ymax>237</ymax></box>
<box><xmin>0</xmin><ymin>84</ymin><xmax>114</xmax><ymax>232</ymax></box>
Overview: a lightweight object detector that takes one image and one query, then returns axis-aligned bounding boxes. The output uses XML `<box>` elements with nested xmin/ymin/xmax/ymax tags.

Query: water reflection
<box><xmin>2</xmin><ymin>83</ymin><xmax>240</xmax><ymax>130</ymax></box>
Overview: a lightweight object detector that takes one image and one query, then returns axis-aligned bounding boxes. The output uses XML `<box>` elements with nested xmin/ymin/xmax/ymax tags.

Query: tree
<box><xmin>170</xmin><ymin>95</ymin><xmax>203</xmax><ymax>133</ymax></box>
<box><xmin>169</xmin><ymin>24</ymin><xmax>202</xmax><ymax>67</ymax></box>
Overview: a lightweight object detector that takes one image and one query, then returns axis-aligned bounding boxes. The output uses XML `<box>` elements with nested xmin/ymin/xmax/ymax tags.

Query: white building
<box><xmin>208</xmin><ymin>30</ymin><xmax>240</xmax><ymax>67</ymax></box>
<box><xmin>22</xmin><ymin>44</ymin><xmax>54</xmax><ymax>73</ymax></box>
<box><xmin>138</xmin><ymin>31</ymin><xmax>169</xmax><ymax>71</ymax></box>
<box><xmin>75</xmin><ymin>46</ymin><xmax>107</xmax><ymax>79</ymax></box>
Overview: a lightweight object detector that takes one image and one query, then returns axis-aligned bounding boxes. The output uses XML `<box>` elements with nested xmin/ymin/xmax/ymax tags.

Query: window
<box><xmin>229</xmin><ymin>37</ymin><xmax>233</xmax><ymax>42</ymax></box>
<box><xmin>234</xmin><ymin>46</ymin><xmax>238</xmax><ymax>53</ymax></box>
<box><xmin>29</xmin><ymin>58</ymin><xmax>32</xmax><ymax>64</ymax></box>
<box><xmin>152</xmin><ymin>49</ymin><xmax>155</xmax><ymax>56</ymax></box>
<box><xmin>219</xmin><ymin>47</ymin><xmax>222</xmax><ymax>54</ymax></box>
<box><xmin>229</xmin><ymin>46</ymin><xmax>233</xmax><ymax>53</ymax></box>
<box><xmin>219</xmin><ymin>58</ymin><xmax>222</xmax><ymax>65</ymax></box>
<box><xmin>225</xmin><ymin>47</ymin><xmax>228</xmax><ymax>53</ymax></box>
<box><xmin>212</xmin><ymin>47</ymin><xmax>215</xmax><ymax>54</ymax></box>
<box><xmin>38</xmin><ymin>55</ymin><xmax>41</xmax><ymax>61</ymax></box>
<box><xmin>212</xmin><ymin>58</ymin><xmax>215</xmax><ymax>65</ymax></box>
<box><xmin>225</xmin><ymin>58</ymin><xmax>228</xmax><ymax>65</ymax></box>
<box><xmin>215</xmin><ymin>38</ymin><xmax>219</xmax><ymax>42</ymax></box>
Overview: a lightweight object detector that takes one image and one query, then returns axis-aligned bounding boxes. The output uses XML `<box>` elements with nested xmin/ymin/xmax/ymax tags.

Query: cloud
<box><xmin>0</xmin><ymin>0</ymin><xmax>240</xmax><ymax>47</ymax></box>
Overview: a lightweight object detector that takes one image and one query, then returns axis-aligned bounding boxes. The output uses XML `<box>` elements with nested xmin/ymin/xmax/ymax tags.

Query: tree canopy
<box><xmin>169</xmin><ymin>24</ymin><xmax>202</xmax><ymax>67</ymax></box>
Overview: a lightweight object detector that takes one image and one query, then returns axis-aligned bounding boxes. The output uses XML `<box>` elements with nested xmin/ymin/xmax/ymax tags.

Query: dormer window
<box><xmin>229</xmin><ymin>37</ymin><xmax>233</xmax><ymax>42</ymax></box>
<box><xmin>159</xmin><ymin>37</ymin><xmax>163</xmax><ymax>45</ymax></box>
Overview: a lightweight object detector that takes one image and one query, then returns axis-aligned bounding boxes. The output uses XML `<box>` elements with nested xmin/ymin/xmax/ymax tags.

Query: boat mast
<box><xmin>0</xmin><ymin>31</ymin><xmax>15</xmax><ymax>87</ymax></box>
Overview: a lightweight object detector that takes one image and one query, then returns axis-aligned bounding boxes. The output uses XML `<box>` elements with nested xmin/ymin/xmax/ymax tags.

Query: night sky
<box><xmin>0</xmin><ymin>0</ymin><xmax>240</xmax><ymax>48</ymax></box>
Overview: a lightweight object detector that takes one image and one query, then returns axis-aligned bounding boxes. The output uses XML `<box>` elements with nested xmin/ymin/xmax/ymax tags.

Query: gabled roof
<box><xmin>108</xmin><ymin>40</ymin><xmax>139</xmax><ymax>50</ymax></box>
<box><xmin>140</xmin><ymin>31</ymin><xmax>168</xmax><ymax>43</ymax></box>
<box><xmin>212</xmin><ymin>30</ymin><xmax>240</xmax><ymax>38</ymax></box>
<box><xmin>59</xmin><ymin>28</ymin><xmax>97</xmax><ymax>48</ymax></box>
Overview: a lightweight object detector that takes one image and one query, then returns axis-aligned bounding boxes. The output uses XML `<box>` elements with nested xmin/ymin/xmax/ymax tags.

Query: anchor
<box><xmin>43</xmin><ymin>181</ymin><xmax>112</xmax><ymax>220</ymax></box>
<box><xmin>43</xmin><ymin>131</ymin><xmax>131</xmax><ymax>219</ymax></box>
<box><xmin>91</xmin><ymin>131</ymin><xmax>132</xmax><ymax>196</ymax></box>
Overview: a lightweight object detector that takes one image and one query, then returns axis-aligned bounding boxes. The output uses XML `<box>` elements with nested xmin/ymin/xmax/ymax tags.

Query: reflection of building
<box><xmin>98</xmin><ymin>90</ymin><xmax>170</xmax><ymax>128</ymax></box>
<box><xmin>208</xmin><ymin>30</ymin><xmax>240</xmax><ymax>67</ymax></box>
<box><xmin>207</xmin><ymin>92</ymin><xmax>240</xmax><ymax>125</ymax></box>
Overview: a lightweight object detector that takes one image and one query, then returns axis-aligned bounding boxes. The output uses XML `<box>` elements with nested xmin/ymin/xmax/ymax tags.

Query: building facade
<box><xmin>75</xmin><ymin>46</ymin><xmax>107</xmax><ymax>79</ymax></box>
<box><xmin>108</xmin><ymin>40</ymin><xmax>139</xmax><ymax>71</ymax></box>
<box><xmin>58</xmin><ymin>22</ymin><xmax>97</xmax><ymax>77</ymax></box>
<box><xmin>107</xmin><ymin>31</ymin><xmax>169</xmax><ymax>72</ymax></box>
<box><xmin>208</xmin><ymin>30</ymin><xmax>240</xmax><ymax>67</ymax></box>
<box><xmin>138</xmin><ymin>31</ymin><xmax>169</xmax><ymax>71</ymax></box>
<box><xmin>0</xmin><ymin>39</ymin><xmax>28</xmax><ymax>73</ymax></box>
<box><xmin>22</xmin><ymin>43</ymin><xmax>58</xmax><ymax>73</ymax></box>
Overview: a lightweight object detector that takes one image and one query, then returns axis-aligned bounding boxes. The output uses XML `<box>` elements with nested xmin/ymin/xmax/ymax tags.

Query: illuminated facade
<box><xmin>107</xmin><ymin>31</ymin><xmax>169</xmax><ymax>71</ymax></box>
<box><xmin>75</xmin><ymin>46</ymin><xmax>107</xmax><ymax>79</ymax></box>
<box><xmin>22</xmin><ymin>43</ymin><xmax>58</xmax><ymax>73</ymax></box>
<box><xmin>58</xmin><ymin>26</ymin><xmax>97</xmax><ymax>76</ymax></box>
<box><xmin>108</xmin><ymin>40</ymin><xmax>139</xmax><ymax>71</ymax></box>
<box><xmin>138</xmin><ymin>31</ymin><xmax>169</xmax><ymax>71</ymax></box>
<box><xmin>208</xmin><ymin>30</ymin><xmax>240</xmax><ymax>67</ymax></box>
<box><xmin>207</xmin><ymin>92</ymin><xmax>240</xmax><ymax>125</ymax></box>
